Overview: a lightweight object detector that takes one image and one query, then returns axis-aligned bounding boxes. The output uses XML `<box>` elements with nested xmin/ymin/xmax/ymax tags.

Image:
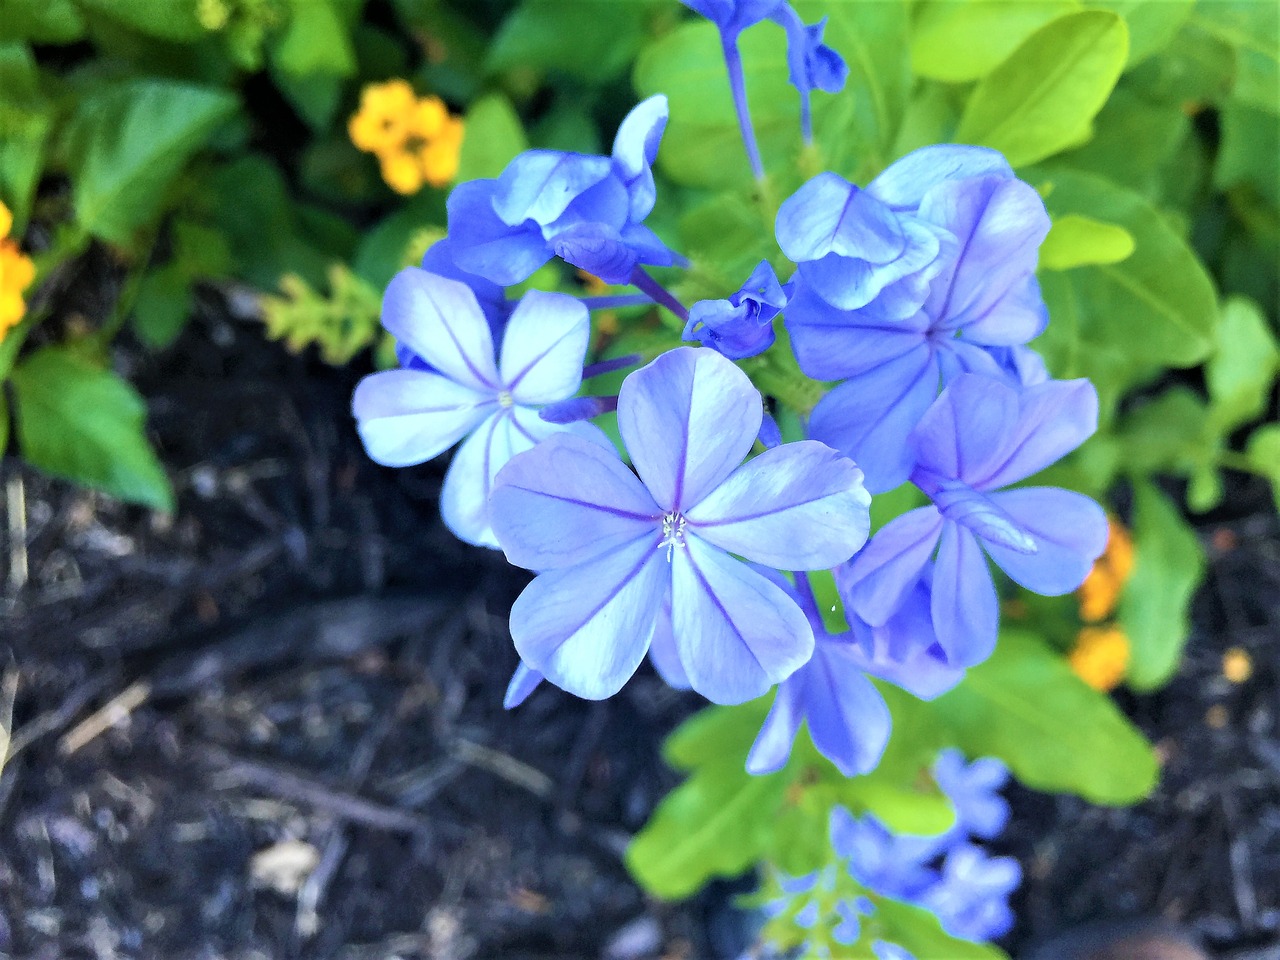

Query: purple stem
<box><xmin>579</xmin><ymin>293</ymin><xmax>654</xmax><ymax>311</ymax></box>
<box><xmin>582</xmin><ymin>354</ymin><xmax>642</xmax><ymax>380</ymax></box>
<box><xmin>722</xmin><ymin>36</ymin><xmax>766</xmax><ymax>181</ymax></box>
<box><xmin>630</xmin><ymin>267</ymin><xmax>689</xmax><ymax>323</ymax></box>
<box><xmin>538</xmin><ymin>395</ymin><xmax>620</xmax><ymax>425</ymax></box>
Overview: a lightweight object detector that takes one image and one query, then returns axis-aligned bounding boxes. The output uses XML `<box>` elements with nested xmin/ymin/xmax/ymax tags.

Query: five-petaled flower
<box><xmin>349</xmin><ymin>80</ymin><xmax>464</xmax><ymax>195</ymax></box>
<box><xmin>0</xmin><ymin>202</ymin><xmax>35</xmax><ymax>339</ymax></box>
<box><xmin>352</xmin><ymin>269</ymin><xmax>606</xmax><ymax>547</ymax></box>
<box><xmin>489</xmin><ymin>347</ymin><xmax>871</xmax><ymax>704</ymax></box>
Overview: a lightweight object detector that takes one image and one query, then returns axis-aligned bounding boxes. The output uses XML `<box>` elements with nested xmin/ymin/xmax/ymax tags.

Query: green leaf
<box><xmin>271</xmin><ymin>0</ymin><xmax>356</xmax><ymax>77</ymax></box>
<box><xmin>487</xmin><ymin>0</ymin><xmax>665</xmax><ymax>81</ymax></box>
<box><xmin>132</xmin><ymin>266</ymin><xmax>193</xmax><ymax>350</ymax></box>
<box><xmin>910</xmin><ymin>0</ymin><xmax>1079</xmax><ymax>83</ymax></box>
<box><xmin>10</xmin><ymin>347</ymin><xmax>173</xmax><ymax>511</ymax></box>
<box><xmin>1120</xmin><ymin>481</ymin><xmax>1205</xmax><ymax>690</ymax></box>
<box><xmin>1115</xmin><ymin>386</ymin><xmax>1219</xmax><ymax>477</ymax></box>
<box><xmin>1035</xmin><ymin>168</ymin><xmax>1219</xmax><ymax>368</ymax></box>
<box><xmin>1087</xmin><ymin>0</ymin><xmax>1194</xmax><ymax>66</ymax></box>
<box><xmin>456</xmin><ymin>93</ymin><xmax>528</xmax><ymax>182</ymax></box>
<box><xmin>873</xmin><ymin>898</ymin><xmax>1009</xmax><ymax>960</ymax></box>
<box><xmin>1246</xmin><ymin>424</ymin><xmax>1280</xmax><ymax>511</ymax></box>
<box><xmin>1206</xmin><ymin>296</ymin><xmax>1280</xmax><ymax>432</ymax></box>
<box><xmin>69</xmin><ymin>80</ymin><xmax>236</xmax><ymax>249</ymax></box>
<box><xmin>1193</xmin><ymin>1</ymin><xmax>1280</xmax><ymax>114</ymax></box>
<box><xmin>76</xmin><ymin>0</ymin><xmax>203</xmax><ymax>41</ymax></box>
<box><xmin>1215</xmin><ymin>103</ymin><xmax>1280</xmax><ymax>208</ymax></box>
<box><xmin>926</xmin><ymin>630</ymin><xmax>1159</xmax><ymax>804</ymax></box>
<box><xmin>1040</xmin><ymin>213</ymin><xmax>1135</xmax><ymax>269</ymax></box>
<box><xmin>0</xmin><ymin>0</ymin><xmax>85</xmax><ymax>43</ymax></box>
<box><xmin>353</xmin><ymin>195</ymin><xmax>446</xmax><ymax>291</ymax></box>
<box><xmin>955</xmin><ymin>11</ymin><xmax>1129</xmax><ymax>166</ymax></box>
<box><xmin>1126</xmin><ymin>18</ymin><xmax>1236</xmax><ymax>107</ymax></box>
<box><xmin>0</xmin><ymin>393</ymin><xmax>8</xmax><ymax>458</ymax></box>
<box><xmin>0</xmin><ymin>43</ymin><xmax>52</xmax><ymax>230</ymax></box>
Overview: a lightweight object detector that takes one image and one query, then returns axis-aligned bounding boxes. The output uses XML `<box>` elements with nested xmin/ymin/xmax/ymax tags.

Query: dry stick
<box><xmin>6</xmin><ymin>471</ymin><xmax>28</xmax><ymax>593</ymax></box>
<box><xmin>449</xmin><ymin>737</ymin><xmax>553</xmax><ymax>800</ymax></box>
<box><xmin>58</xmin><ymin>680</ymin><xmax>152</xmax><ymax>756</ymax></box>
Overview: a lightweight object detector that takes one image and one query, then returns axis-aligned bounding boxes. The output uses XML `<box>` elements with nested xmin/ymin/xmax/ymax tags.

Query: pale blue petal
<box><xmin>839</xmin><ymin>506</ymin><xmax>943</xmax><ymax>626</ymax></box>
<box><xmin>490</xmin><ymin>432</ymin><xmax>660</xmax><ymax>571</ymax></box>
<box><xmin>504</xmin><ymin>662</ymin><xmax>543</xmax><ymax>709</ymax></box>
<box><xmin>909</xmin><ymin>374</ymin><xmax>1020</xmax><ymax>484</ymax></box>
<box><xmin>439</xmin><ymin>411</ymin><xmax>507</xmax><ymax>548</ymax></box>
<box><xmin>617</xmin><ymin>347</ymin><xmax>762</xmax><ymax>512</ymax></box>
<box><xmin>931</xmin><ymin>521</ymin><xmax>998</xmax><ymax>666</ymax></box>
<box><xmin>446</xmin><ymin>180</ymin><xmax>551</xmax><ymax>285</ymax></box>
<box><xmin>671</xmin><ymin>535</ymin><xmax>813</xmax><ymax>704</ymax></box>
<box><xmin>746</xmin><ymin>682</ymin><xmax>805</xmax><ymax>775</ymax></box>
<box><xmin>776</xmin><ymin>173</ymin><xmax>905</xmax><ymax>265</ymax></box>
<box><xmin>381</xmin><ymin>267</ymin><xmax>500</xmax><ymax>391</ymax></box>
<box><xmin>804</xmin><ymin>644</ymin><xmax>891</xmax><ymax>776</ymax></box>
<box><xmin>499</xmin><ymin>291</ymin><xmax>591</xmax><ymax>405</ymax></box>
<box><xmin>867</xmin><ymin>144</ymin><xmax>1013</xmax><ymax>211</ymax></box>
<box><xmin>927</xmin><ymin>482</ymin><xmax>1038</xmax><ymax>553</ymax></box>
<box><xmin>796</xmin><ymin>215</ymin><xmax>941</xmax><ymax>312</ymax></box>
<box><xmin>808</xmin><ymin>348</ymin><xmax>939</xmax><ymax>493</ymax></box>
<box><xmin>983</xmin><ymin>488</ymin><xmax>1108</xmax><ymax>594</ymax></box>
<box><xmin>353</xmin><ymin>370</ymin><xmax>495</xmax><ymax>467</ymax></box>
<box><xmin>784</xmin><ymin>282</ymin><xmax>929</xmax><ymax>382</ymax></box>
<box><xmin>492</xmin><ymin>150</ymin><xmax>613</xmax><ymax>226</ymax></box>
<box><xmin>959</xmin><ymin>272</ymin><xmax>1049</xmax><ymax>346</ymax></box>
<box><xmin>686</xmin><ymin>440</ymin><xmax>870</xmax><ymax>569</ymax></box>
<box><xmin>612</xmin><ymin>94</ymin><xmax>668</xmax><ymax>221</ymax></box>
<box><xmin>974</xmin><ymin>378</ymin><xmax>1099</xmax><ymax>490</ymax></box>
<box><xmin>549</xmin><ymin>221</ymin><xmax>638</xmax><ymax>285</ymax></box>
<box><xmin>510</xmin><ymin>535</ymin><xmax>669</xmax><ymax>700</ymax></box>
<box><xmin>648</xmin><ymin>593</ymin><xmax>692</xmax><ymax>689</ymax></box>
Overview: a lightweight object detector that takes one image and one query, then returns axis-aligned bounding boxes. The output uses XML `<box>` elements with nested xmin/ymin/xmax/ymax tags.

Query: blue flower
<box><xmin>933</xmin><ymin>748</ymin><xmax>1011</xmax><ymax>841</ymax></box>
<box><xmin>352</xmin><ymin>269</ymin><xmax>607</xmax><ymax>547</ymax></box>
<box><xmin>489</xmin><ymin>347</ymin><xmax>871</xmax><ymax>703</ymax></box>
<box><xmin>921</xmin><ymin>843</ymin><xmax>1021</xmax><ymax>941</ymax></box>
<box><xmin>746</xmin><ymin>570</ymin><xmax>963</xmax><ymax>778</ymax></box>
<box><xmin>841</xmin><ymin>374</ymin><xmax>1108</xmax><ymax>666</ymax></box>
<box><xmin>773</xmin><ymin>7</ymin><xmax>849</xmax><ymax>140</ymax></box>
<box><xmin>781</xmin><ymin>145</ymin><xmax>1052</xmax><ymax>491</ymax></box>
<box><xmin>446</xmin><ymin>96</ymin><xmax>679</xmax><ymax>286</ymax></box>
<box><xmin>683</xmin><ymin>260</ymin><xmax>789</xmax><ymax>360</ymax></box>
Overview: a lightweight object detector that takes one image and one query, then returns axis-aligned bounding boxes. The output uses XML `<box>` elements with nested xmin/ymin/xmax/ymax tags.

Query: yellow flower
<box><xmin>1222</xmin><ymin>647</ymin><xmax>1252</xmax><ymax>684</ymax></box>
<box><xmin>0</xmin><ymin>202</ymin><xmax>35</xmax><ymax>338</ymax></box>
<box><xmin>348</xmin><ymin>80</ymin><xmax>418</xmax><ymax>155</ymax></box>
<box><xmin>1069</xmin><ymin>625</ymin><xmax>1130</xmax><ymax>692</ymax></box>
<box><xmin>348</xmin><ymin>84</ymin><xmax>464</xmax><ymax>194</ymax></box>
<box><xmin>1078</xmin><ymin>517</ymin><xmax>1135</xmax><ymax>622</ymax></box>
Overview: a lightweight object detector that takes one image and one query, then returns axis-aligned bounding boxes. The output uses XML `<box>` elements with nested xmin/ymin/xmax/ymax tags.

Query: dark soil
<box><xmin>2</xmin><ymin>286</ymin><xmax>1278</xmax><ymax>960</ymax></box>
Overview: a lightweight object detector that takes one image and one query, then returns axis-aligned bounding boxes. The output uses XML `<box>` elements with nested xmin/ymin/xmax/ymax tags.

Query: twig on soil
<box><xmin>57</xmin><ymin>680</ymin><xmax>151</xmax><ymax>755</ymax></box>
<box><xmin>5</xmin><ymin>471</ymin><xmax>28</xmax><ymax>593</ymax></box>
<box><xmin>6</xmin><ymin>674</ymin><xmax>114</xmax><ymax>762</ymax></box>
<box><xmin>450</xmin><ymin>737</ymin><xmax>553</xmax><ymax>799</ymax></box>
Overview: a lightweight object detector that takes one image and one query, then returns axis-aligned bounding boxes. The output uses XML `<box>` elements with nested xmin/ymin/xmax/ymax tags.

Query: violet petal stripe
<box><xmin>498</xmin><ymin>291</ymin><xmax>590</xmax><ymax>404</ymax></box>
<box><xmin>803</xmin><ymin>647</ymin><xmax>891</xmax><ymax>776</ymax></box>
<box><xmin>686</xmin><ymin>440</ymin><xmax>870</xmax><ymax>570</ymax></box>
<box><xmin>670</xmin><ymin>535</ymin><xmax>814</xmax><ymax>705</ymax></box>
<box><xmin>617</xmin><ymin>347</ymin><xmax>762</xmax><ymax>512</ymax></box>
<box><xmin>973</xmin><ymin>378</ymin><xmax>1099</xmax><ymax>491</ymax></box>
<box><xmin>509</xmin><ymin>535</ymin><xmax>668</xmax><ymax>700</ymax></box>
<box><xmin>352</xmin><ymin>370</ymin><xmax>495</xmax><ymax>467</ymax></box>
<box><xmin>982</xmin><ymin>488</ymin><xmax>1108</xmax><ymax>595</ymax></box>
<box><xmin>490</xmin><ymin>433</ymin><xmax>659</xmax><ymax>572</ymax></box>
<box><xmin>931</xmin><ymin>521</ymin><xmax>999</xmax><ymax>667</ymax></box>
<box><xmin>380</xmin><ymin>268</ymin><xmax>500</xmax><ymax>392</ymax></box>
<box><xmin>838</xmin><ymin>506</ymin><xmax>944</xmax><ymax>627</ymax></box>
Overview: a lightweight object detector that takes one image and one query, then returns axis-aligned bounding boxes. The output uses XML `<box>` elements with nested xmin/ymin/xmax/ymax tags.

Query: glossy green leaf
<box><xmin>487</xmin><ymin>0</ymin><xmax>665</xmax><ymax>81</ymax></box>
<box><xmin>910</xmin><ymin>0</ymin><xmax>1079</xmax><ymax>82</ymax></box>
<box><xmin>1115</xmin><ymin>387</ymin><xmax>1219</xmax><ymax>478</ymax></box>
<box><xmin>927</xmin><ymin>630</ymin><xmax>1159</xmax><ymax>804</ymax></box>
<box><xmin>77</xmin><ymin>0</ymin><xmax>203</xmax><ymax>41</ymax></box>
<box><xmin>1040</xmin><ymin>213</ymin><xmax>1135</xmax><ymax>269</ymax></box>
<box><xmin>1035</xmin><ymin>168</ymin><xmax>1219</xmax><ymax>367</ymax></box>
<box><xmin>457</xmin><ymin>93</ymin><xmax>528</xmax><ymax>182</ymax></box>
<box><xmin>69</xmin><ymin>80</ymin><xmax>236</xmax><ymax>249</ymax></box>
<box><xmin>11</xmin><ymin>347</ymin><xmax>173</xmax><ymax>511</ymax></box>
<box><xmin>1206</xmin><ymin>296</ymin><xmax>1280</xmax><ymax>432</ymax></box>
<box><xmin>132</xmin><ymin>266</ymin><xmax>193</xmax><ymax>350</ymax></box>
<box><xmin>955</xmin><ymin>11</ymin><xmax>1129</xmax><ymax>166</ymax></box>
<box><xmin>1126</xmin><ymin>18</ymin><xmax>1236</xmax><ymax>107</ymax></box>
<box><xmin>1120</xmin><ymin>482</ymin><xmax>1205</xmax><ymax>690</ymax></box>
<box><xmin>0</xmin><ymin>43</ymin><xmax>51</xmax><ymax>231</ymax></box>
<box><xmin>1193</xmin><ymin>1</ymin><xmax>1280</xmax><ymax>114</ymax></box>
<box><xmin>873</xmin><ymin>898</ymin><xmax>1009</xmax><ymax>960</ymax></box>
<box><xmin>1246</xmin><ymin>425</ymin><xmax>1280</xmax><ymax>511</ymax></box>
<box><xmin>1087</xmin><ymin>0</ymin><xmax>1194</xmax><ymax>66</ymax></box>
<box><xmin>271</xmin><ymin>0</ymin><xmax>357</xmax><ymax>78</ymax></box>
<box><xmin>0</xmin><ymin>0</ymin><xmax>85</xmax><ymax>43</ymax></box>
<box><xmin>1216</xmin><ymin>103</ymin><xmax>1280</xmax><ymax>208</ymax></box>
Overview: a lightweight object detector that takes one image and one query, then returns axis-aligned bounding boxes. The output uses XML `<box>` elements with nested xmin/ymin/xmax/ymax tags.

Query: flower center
<box><xmin>659</xmin><ymin>511</ymin><xmax>688</xmax><ymax>561</ymax></box>
<box><xmin>497</xmin><ymin>390</ymin><xmax>515</xmax><ymax>409</ymax></box>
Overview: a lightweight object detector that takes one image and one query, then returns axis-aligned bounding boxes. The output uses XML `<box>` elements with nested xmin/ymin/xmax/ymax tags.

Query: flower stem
<box><xmin>578</xmin><ymin>294</ymin><xmax>653</xmax><ymax>311</ymax></box>
<box><xmin>582</xmin><ymin>354</ymin><xmax>641</xmax><ymax>380</ymax></box>
<box><xmin>630</xmin><ymin>267</ymin><xmax>689</xmax><ymax>323</ymax></box>
<box><xmin>722</xmin><ymin>37</ymin><xmax>766</xmax><ymax>181</ymax></box>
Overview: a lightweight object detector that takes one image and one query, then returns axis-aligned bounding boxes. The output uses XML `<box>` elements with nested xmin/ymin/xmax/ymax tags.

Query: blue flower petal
<box><xmin>671</xmin><ymin>535</ymin><xmax>813</xmax><ymax>704</ymax></box>
<box><xmin>983</xmin><ymin>488</ymin><xmax>1108</xmax><ymax>594</ymax></box>
<box><xmin>839</xmin><ymin>506</ymin><xmax>943</xmax><ymax>627</ymax></box>
<box><xmin>867</xmin><ymin>144</ymin><xmax>1013</xmax><ymax>211</ymax></box>
<box><xmin>504</xmin><ymin>662</ymin><xmax>543</xmax><ymax>709</ymax></box>
<box><xmin>802</xmin><ymin>644</ymin><xmax>891</xmax><ymax>776</ymax></box>
<box><xmin>381</xmin><ymin>268</ymin><xmax>501</xmax><ymax>392</ymax></box>
<box><xmin>492</xmin><ymin>150</ymin><xmax>614</xmax><ymax>227</ymax></box>
<box><xmin>352</xmin><ymin>370</ymin><xmax>495</xmax><ymax>467</ymax></box>
<box><xmin>972</xmin><ymin>378</ymin><xmax>1099</xmax><ymax>490</ymax></box>
<box><xmin>499</xmin><ymin>291</ymin><xmax>591</xmax><ymax>405</ymax></box>
<box><xmin>510</xmin><ymin>535</ymin><xmax>669</xmax><ymax>700</ymax></box>
<box><xmin>746</xmin><ymin>680</ymin><xmax>805</xmax><ymax>774</ymax></box>
<box><xmin>931</xmin><ymin>521</ymin><xmax>998</xmax><ymax>666</ymax></box>
<box><xmin>446</xmin><ymin>180</ymin><xmax>552</xmax><ymax>285</ymax></box>
<box><xmin>612</xmin><ymin>94</ymin><xmax>668</xmax><ymax>221</ymax></box>
<box><xmin>686</xmin><ymin>440</ymin><xmax>870</xmax><ymax>569</ymax></box>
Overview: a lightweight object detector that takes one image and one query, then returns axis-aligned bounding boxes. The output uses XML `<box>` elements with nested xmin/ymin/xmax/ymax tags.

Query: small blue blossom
<box><xmin>447</xmin><ymin>96</ymin><xmax>679</xmax><ymax>286</ymax></box>
<box><xmin>351</xmin><ymin>269</ymin><xmax>607</xmax><ymax>547</ymax></box>
<box><xmin>921</xmin><ymin>843</ymin><xmax>1021</xmax><ymax>941</ymax></box>
<box><xmin>782</xmin><ymin>145</ymin><xmax>1052</xmax><ymax>491</ymax></box>
<box><xmin>680</xmin><ymin>0</ymin><xmax>785</xmax><ymax>39</ymax></box>
<box><xmin>772</xmin><ymin>6</ymin><xmax>849</xmax><ymax>140</ymax></box>
<box><xmin>933</xmin><ymin>748</ymin><xmax>1011</xmax><ymax>842</ymax></box>
<box><xmin>841</xmin><ymin>373</ymin><xmax>1108</xmax><ymax>666</ymax></box>
<box><xmin>746</xmin><ymin>570</ymin><xmax>963</xmax><ymax>778</ymax></box>
<box><xmin>683</xmin><ymin>260</ymin><xmax>789</xmax><ymax>360</ymax></box>
<box><xmin>488</xmin><ymin>347</ymin><xmax>871</xmax><ymax>704</ymax></box>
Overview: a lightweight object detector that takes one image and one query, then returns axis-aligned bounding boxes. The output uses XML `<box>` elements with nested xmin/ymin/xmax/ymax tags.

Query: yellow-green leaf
<box><xmin>1040</xmin><ymin>213</ymin><xmax>1135</xmax><ymax>269</ymax></box>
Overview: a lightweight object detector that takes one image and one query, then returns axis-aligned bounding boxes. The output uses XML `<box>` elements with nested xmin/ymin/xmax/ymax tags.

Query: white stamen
<box><xmin>497</xmin><ymin>390</ymin><xmax>515</xmax><ymax>409</ymax></box>
<box><xmin>659</xmin><ymin>511</ymin><xmax>687</xmax><ymax>561</ymax></box>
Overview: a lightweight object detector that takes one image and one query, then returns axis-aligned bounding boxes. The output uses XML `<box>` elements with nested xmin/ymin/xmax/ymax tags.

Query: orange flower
<box><xmin>349</xmin><ymin>83</ymin><xmax>464</xmax><ymax>195</ymax></box>
<box><xmin>1078</xmin><ymin>517</ymin><xmax>1134</xmax><ymax>622</ymax></box>
<box><xmin>0</xmin><ymin>202</ymin><xmax>35</xmax><ymax>338</ymax></box>
<box><xmin>1069</xmin><ymin>625</ymin><xmax>1130</xmax><ymax>692</ymax></box>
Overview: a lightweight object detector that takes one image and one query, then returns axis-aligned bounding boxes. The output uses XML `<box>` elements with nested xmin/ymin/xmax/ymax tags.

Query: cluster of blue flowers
<box><xmin>764</xmin><ymin>750</ymin><xmax>1020</xmax><ymax>957</ymax></box>
<box><xmin>351</xmin><ymin>4</ymin><xmax>1106</xmax><ymax>919</ymax></box>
